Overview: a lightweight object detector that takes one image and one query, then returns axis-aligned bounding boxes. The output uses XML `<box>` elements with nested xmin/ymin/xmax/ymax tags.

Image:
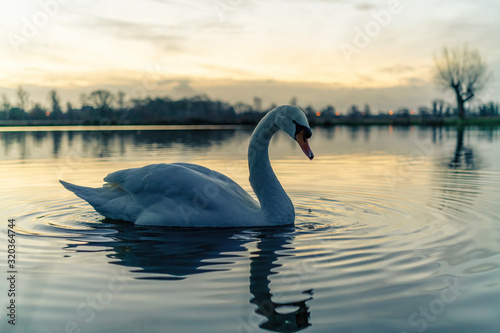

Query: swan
<box><xmin>60</xmin><ymin>105</ymin><xmax>314</xmax><ymax>227</ymax></box>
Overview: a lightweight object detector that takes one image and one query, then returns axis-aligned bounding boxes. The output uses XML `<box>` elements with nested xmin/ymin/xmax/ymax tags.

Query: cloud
<box><xmin>379</xmin><ymin>65</ymin><xmax>415</xmax><ymax>74</ymax></box>
<box><xmin>84</xmin><ymin>16</ymin><xmax>182</xmax><ymax>44</ymax></box>
<box><xmin>154</xmin><ymin>79</ymin><xmax>196</xmax><ymax>98</ymax></box>
<box><xmin>172</xmin><ymin>80</ymin><xmax>196</xmax><ymax>96</ymax></box>
<box><xmin>198</xmin><ymin>63</ymin><xmax>256</xmax><ymax>77</ymax></box>
<box><xmin>403</xmin><ymin>77</ymin><xmax>427</xmax><ymax>86</ymax></box>
<box><xmin>184</xmin><ymin>78</ymin><xmax>439</xmax><ymax>111</ymax></box>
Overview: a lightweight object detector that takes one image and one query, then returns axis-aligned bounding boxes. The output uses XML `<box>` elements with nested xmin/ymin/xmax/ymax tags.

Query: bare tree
<box><xmin>48</xmin><ymin>90</ymin><xmax>63</xmax><ymax>119</ymax></box>
<box><xmin>1</xmin><ymin>94</ymin><xmax>11</xmax><ymax>111</ymax></box>
<box><xmin>433</xmin><ymin>45</ymin><xmax>491</xmax><ymax>119</ymax></box>
<box><xmin>253</xmin><ymin>97</ymin><xmax>262</xmax><ymax>112</ymax></box>
<box><xmin>116</xmin><ymin>91</ymin><xmax>126</xmax><ymax>109</ymax></box>
<box><xmin>16</xmin><ymin>86</ymin><xmax>30</xmax><ymax>112</ymax></box>
<box><xmin>363</xmin><ymin>104</ymin><xmax>371</xmax><ymax>116</ymax></box>
<box><xmin>87</xmin><ymin>90</ymin><xmax>114</xmax><ymax>110</ymax></box>
<box><xmin>80</xmin><ymin>93</ymin><xmax>88</xmax><ymax>108</ymax></box>
<box><xmin>432</xmin><ymin>99</ymin><xmax>441</xmax><ymax>117</ymax></box>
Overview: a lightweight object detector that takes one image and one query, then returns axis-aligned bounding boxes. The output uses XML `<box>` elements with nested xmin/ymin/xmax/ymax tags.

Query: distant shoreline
<box><xmin>1</xmin><ymin>116</ymin><xmax>500</xmax><ymax>128</ymax></box>
<box><xmin>3</xmin><ymin>90</ymin><xmax>499</xmax><ymax>128</ymax></box>
<box><xmin>0</xmin><ymin>124</ymin><xmax>251</xmax><ymax>132</ymax></box>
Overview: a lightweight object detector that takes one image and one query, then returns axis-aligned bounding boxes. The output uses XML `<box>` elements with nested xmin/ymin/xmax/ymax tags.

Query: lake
<box><xmin>1</xmin><ymin>125</ymin><xmax>499</xmax><ymax>333</ymax></box>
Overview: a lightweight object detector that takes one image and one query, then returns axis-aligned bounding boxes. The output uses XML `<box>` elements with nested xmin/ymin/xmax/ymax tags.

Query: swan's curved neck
<box><xmin>248</xmin><ymin>111</ymin><xmax>294</xmax><ymax>225</ymax></box>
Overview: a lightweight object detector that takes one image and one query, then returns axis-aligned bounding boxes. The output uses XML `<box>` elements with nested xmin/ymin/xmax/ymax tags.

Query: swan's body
<box><xmin>61</xmin><ymin>163</ymin><xmax>264</xmax><ymax>227</ymax></box>
<box><xmin>60</xmin><ymin>105</ymin><xmax>313</xmax><ymax>227</ymax></box>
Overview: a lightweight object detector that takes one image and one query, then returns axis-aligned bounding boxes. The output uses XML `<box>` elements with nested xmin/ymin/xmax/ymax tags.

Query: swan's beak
<box><xmin>295</xmin><ymin>130</ymin><xmax>314</xmax><ymax>160</ymax></box>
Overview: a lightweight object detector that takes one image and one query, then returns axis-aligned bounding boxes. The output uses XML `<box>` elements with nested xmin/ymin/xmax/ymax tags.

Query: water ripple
<box><xmin>2</xmin><ymin>127</ymin><xmax>500</xmax><ymax>333</ymax></box>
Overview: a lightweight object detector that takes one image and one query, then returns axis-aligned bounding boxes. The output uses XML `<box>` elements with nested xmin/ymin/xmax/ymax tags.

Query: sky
<box><xmin>1</xmin><ymin>0</ymin><xmax>499</xmax><ymax>112</ymax></box>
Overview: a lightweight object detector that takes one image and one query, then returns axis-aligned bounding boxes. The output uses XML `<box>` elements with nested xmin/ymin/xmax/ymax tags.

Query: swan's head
<box><xmin>274</xmin><ymin>105</ymin><xmax>314</xmax><ymax>160</ymax></box>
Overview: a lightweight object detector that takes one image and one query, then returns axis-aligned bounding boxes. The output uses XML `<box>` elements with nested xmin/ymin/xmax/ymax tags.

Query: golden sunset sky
<box><xmin>1</xmin><ymin>0</ymin><xmax>499</xmax><ymax>112</ymax></box>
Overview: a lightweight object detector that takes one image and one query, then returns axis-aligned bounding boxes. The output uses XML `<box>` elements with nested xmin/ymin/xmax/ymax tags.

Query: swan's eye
<box><xmin>293</xmin><ymin>121</ymin><xmax>312</xmax><ymax>140</ymax></box>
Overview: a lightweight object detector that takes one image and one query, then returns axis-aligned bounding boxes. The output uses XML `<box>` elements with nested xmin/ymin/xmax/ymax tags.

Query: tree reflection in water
<box><xmin>449</xmin><ymin>127</ymin><xmax>474</xmax><ymax>170</ymax></box>
<box><xmin>0</xmin><ymin>128</ymin><xmax>241</xmax><ymax>159</ymax></box>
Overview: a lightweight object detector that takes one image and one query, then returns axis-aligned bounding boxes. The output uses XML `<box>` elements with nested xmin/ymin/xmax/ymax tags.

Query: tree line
<box><xmin>0</xmin><ymin>86</ymin><xmax>498</xmax><ymax>126</ymax></box>
<box><xmin>0</xmin><ymin>88</ymin><xmax>250</xmax><ymax>125</ymax></box>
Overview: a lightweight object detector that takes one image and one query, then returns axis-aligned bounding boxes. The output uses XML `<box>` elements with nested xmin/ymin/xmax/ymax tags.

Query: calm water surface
<box><xmin>1</xmin><ymin>125</ymin><xmax>499</xmax><ymax>333</ymax></box>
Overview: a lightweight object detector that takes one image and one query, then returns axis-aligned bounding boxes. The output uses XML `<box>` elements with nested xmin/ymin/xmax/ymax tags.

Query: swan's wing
<box><xmin>103</xmin><ymin>163</ymin><xmax>253</xmax><ymax>201</ymax></box>
<box><xmin>102</xmin><ymin>163</ymin><xmax>260</xmax><ymax>225</ymax></box>
<box><xmin>62</xmin><ymin>163</ymin><xmax>259</xmax><ymax>226</ymax></box>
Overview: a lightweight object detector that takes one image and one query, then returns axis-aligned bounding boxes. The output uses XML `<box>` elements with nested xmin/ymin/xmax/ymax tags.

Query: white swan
<box><xmin>60</xmin><ymin>105</ymin><xmax>313</xmax><ymax>227</ymax></box>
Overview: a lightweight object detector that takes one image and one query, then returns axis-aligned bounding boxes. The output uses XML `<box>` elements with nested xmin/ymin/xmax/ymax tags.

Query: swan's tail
<box><xmin>59</xmin><ymin>180</ymin><xmax>136</xmax><ymax>222</ymax></box>
<box><xmin>60</xmin><ymin>180</ymin><xmax>107</xmax><ymax>206</ymax></box>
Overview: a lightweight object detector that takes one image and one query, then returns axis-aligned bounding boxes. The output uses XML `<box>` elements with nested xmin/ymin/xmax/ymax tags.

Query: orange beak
<box><xmin>295</xmin><ymin>130</ymin><xmax>314</xmax><ymax>160</ymax></box>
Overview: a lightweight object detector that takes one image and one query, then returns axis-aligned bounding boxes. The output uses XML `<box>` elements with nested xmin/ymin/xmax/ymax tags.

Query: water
<box><xmin>1</xmin><ymin>125</ymin><xmax>499</xmax><ymax>333</ymax></box>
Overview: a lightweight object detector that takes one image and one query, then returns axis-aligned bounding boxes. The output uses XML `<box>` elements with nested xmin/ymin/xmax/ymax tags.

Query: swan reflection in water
<box><xmin>65</xmin><ymin>225</ymin><xmax>312</xmax><ymax>332</ymax></box>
